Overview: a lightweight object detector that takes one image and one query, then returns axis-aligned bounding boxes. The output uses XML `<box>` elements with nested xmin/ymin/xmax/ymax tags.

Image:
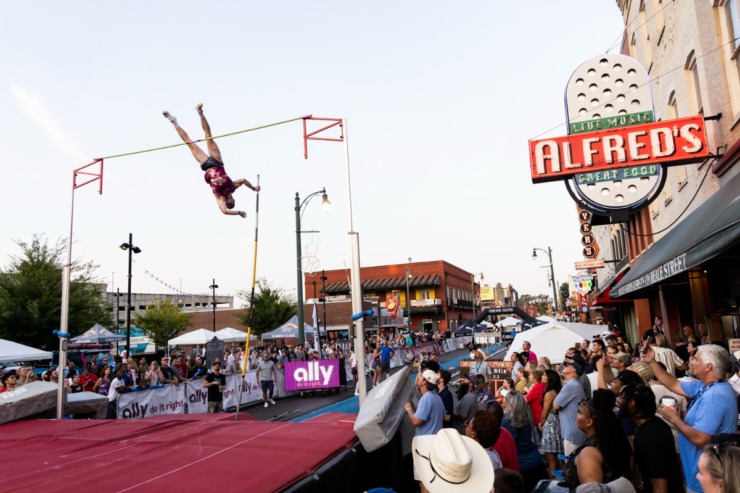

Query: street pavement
<box><xmin>239</xmin><ymin>344</ymin><xmax>483</xmax><ymax>423</ymax></box>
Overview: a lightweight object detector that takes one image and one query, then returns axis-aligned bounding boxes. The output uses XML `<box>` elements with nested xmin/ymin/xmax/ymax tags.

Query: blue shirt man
<box><xmin>645</xmin><ymin>345</ymin><xmax>738</xmax><ymax>493</ymax></box>
<box><xmin>553</xmin><ymin>361</ymin><xmax>587</xmax><ymax>455</ymax></box>
<box><xmin>404</xmin><ymin>369</ymin><xmax>445</xmax><ymax>436</ymax></box>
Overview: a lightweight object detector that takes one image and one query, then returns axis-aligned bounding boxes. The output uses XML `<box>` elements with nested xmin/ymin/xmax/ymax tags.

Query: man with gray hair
<box><xmin>643</xmin><ymin>343</ymin><xmax>737</xmax><ymax>493</ymax></box>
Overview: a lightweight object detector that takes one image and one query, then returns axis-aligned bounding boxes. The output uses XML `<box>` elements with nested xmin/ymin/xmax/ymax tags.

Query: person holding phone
<box><xmin>643</xmin><ymin>344</ymin><xmax>737</xmax><ymax>492</ymax></box>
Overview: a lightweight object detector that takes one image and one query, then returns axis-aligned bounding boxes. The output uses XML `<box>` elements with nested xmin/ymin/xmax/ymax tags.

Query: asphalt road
<box><xmin>239</xmin><ymin>345</ymin><xmax>477</xmax><ymax>423</ymax></box>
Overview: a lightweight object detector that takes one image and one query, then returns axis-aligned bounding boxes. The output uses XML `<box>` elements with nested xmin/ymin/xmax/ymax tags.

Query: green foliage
<box><xmin>559</xmin><ymin>282</ymin><xmax>571</xmax><ymax>312</ymax></box>
<box><xmin>133</xmin><ymin>298</ymin><xmax>192</xmax><ymax>347</ymax></box>
<box><xmin>517</xmin><ymin>293</ymin><xmax>553</xmax><ymax>316</ymax></box>
<box><xmin>236</xmin><ymin>278</ymin><xmax>296</xmax><ymax>336</ymax></box>
<box><xmin>0</xmin><ymin>236</ymin><xmax>111</xmax><ymax>348</ymax></box>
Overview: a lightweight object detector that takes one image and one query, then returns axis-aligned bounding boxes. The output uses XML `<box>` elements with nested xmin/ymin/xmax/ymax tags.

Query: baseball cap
<box><xmin>563</xmin><ymin>361</ymin><xmax>583</xmax><ymax>376</ymax></box>
<box><xmin>422</xmin><ymin>369</ymin><xmax>440</xmax><ymax>385</ymax></box>
<box><xmin>612</xmin><ymin>352</ymin><xmax>631</xmax><ymax>366</ymax></box>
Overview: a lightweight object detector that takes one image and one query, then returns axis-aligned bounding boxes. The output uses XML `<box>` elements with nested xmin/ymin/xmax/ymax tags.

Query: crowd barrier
<box><xmin>116</xmin><ymin>370</ymin><xmax>297</xmax><ymax>419</ymax></box>
<box><xmin>116</xmin><ymin>336</ymin><xmax>478</xmax><ymax>420</ymax></box>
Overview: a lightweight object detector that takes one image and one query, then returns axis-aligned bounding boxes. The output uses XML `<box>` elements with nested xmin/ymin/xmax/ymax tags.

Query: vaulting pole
<box><xmin>236</xmin><ymin>175</ymin><xmax>260</xmax><ymax>422</ymax></box>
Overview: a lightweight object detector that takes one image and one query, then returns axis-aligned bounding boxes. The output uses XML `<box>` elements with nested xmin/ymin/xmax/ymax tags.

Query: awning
<box><xmin>322</xmin><ymin>275</ymin><xmax>441</xmax><ymax>294</ymax></box>
<box><xmin>590</xmin><ymin>270</ymin><xmax>631</xmax><ymax>305</ymax></box>
<box><xmin>612</xmin><ymin>172</ymin><xmax>740</xmax><ymax>298</ymax></box>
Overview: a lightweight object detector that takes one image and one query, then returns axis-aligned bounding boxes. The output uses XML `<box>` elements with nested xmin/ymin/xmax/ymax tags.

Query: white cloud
<box><xmin>10</xmin><ymin>84</ymin><xmax>88</xmax><ymax>161</ymax></box>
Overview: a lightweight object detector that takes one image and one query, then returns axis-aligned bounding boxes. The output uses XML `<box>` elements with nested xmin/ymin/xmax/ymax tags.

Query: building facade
<box><xmin>589</xmin><ymin>1</ymin><xmax>740</xmax><ymax>346</ymax></box>
<box><xmin>104</xmin><ymin>291</ymin><xmax>238</xmax><ymax>332</ymax></box>
<box><xmin>310</xmin><ymin>260</ymin><xmax>479</xmax><ymax>334</ymax></box>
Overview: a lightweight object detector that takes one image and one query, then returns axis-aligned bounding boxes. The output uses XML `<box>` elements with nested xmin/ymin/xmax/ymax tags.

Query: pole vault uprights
<box><xmin>302</xmin><ymin>117</ymin><xmax>344</xmax><ymax>158</ymax></box>
<box><xmin>73</xmin><ymin>159</ymin><xmax>104</xmax><ymax>193</ymax></box>
<box><xmin>301</xmin><ymin>116</ymin><xmax>369</xmax><ymax>403</ymax></box>
<box><xmin>56</xmin><ymin>159</ymin><xmax>105</xmax><ymax>419</ymax></box>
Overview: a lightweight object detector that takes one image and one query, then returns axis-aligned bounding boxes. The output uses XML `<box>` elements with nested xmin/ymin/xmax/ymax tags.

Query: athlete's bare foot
<box><xmin>196</xmin><ymin>102</ymin><xmax>204</xmax><ymax>115</ymax></box>
<box><xmin>163</xmin><ymin>111</ymin><xmax>177</xmax><ymax>125</ymax></box>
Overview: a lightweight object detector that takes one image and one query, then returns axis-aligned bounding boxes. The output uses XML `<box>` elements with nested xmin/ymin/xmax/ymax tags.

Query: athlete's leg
<box><xmin>163</xmin><ymin>111</ymin><xmax>208</xmax><ymax>164</ymax></box>
<box><xmin>196</xmin><ymin>103</ymin><xmax>222</xmax><ymax>162</ymax></box>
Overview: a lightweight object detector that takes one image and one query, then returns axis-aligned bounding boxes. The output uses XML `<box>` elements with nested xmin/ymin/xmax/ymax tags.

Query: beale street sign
<box><xmin>529</xmin><ymin>115</ymin><xmax>709</xmax><ymax>184</ymax></box>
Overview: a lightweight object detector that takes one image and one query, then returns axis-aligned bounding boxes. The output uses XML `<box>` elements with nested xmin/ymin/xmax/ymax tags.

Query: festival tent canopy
<box><xmin>0</xmin><ymin>339</ymin><xmax>53</xmax><ymax>362</ymax></box>
<box><xmin>503</xmin><ymin>320</ymin><xmax>605</xmax><ymax>364</ymax></box>
<box><xmin>167</xmin><ymin>328</ymin><xmax>217</xmax><ymax>346</ymax></box>
<box><xmin>72</xmin><ymin>323</ymin><xmax>126</xmax><ymax>343</ymax></box>
<box><xmin>497</xmin><ymin>316</ymin><xmax>522</xmax><ymax>328</ymax></box>
<box><xmin>214</xmin><ymin>327</ymin><xmax>256</xmax><ymax>343</ymax></box>
<box><xmin>261</xmin><ymin>316</ymin><xmax>323</xmax><ymax>340</ymax></box>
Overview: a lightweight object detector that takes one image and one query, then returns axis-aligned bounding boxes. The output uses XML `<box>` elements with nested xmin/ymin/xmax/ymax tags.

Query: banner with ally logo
<box><xmin>117</xmin><ymin>384</ymin><xmax>185</xmax><ymax>419</ymax></box>
<box><xmin>284</xmin><ymin>360</ymin><xmax>339</xmax><ymax>391</ymax></box>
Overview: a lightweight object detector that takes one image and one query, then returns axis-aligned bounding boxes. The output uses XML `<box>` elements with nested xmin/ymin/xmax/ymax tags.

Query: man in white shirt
<box><xmin>107</xmin><ymin>369</ymin><xmax>127</xmax><ymax>419</ymax></box>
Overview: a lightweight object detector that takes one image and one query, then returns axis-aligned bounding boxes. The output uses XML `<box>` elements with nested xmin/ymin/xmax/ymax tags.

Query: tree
<box><xmin>133</xmin><ymin>298</ymin><xmax>192</xmax><ymax>347</ymax></box>
<box><xmin>236</xmin><ymin>278</ymin><xmax>296</xmax><ymax>336</ymax></box>
<box><xmin>0</xmin><ymin>236</ymin><xmax>111</xmax><ymax>349</ymax></box>
<box><xmin>517</xmin><ymin>293</ymin><xmax>552</xmax><ymax>317</ymax></box>
<box><xmin>559</xmin><ymin>282</ymin><xmax>572</xmax><ymax>312</ymax></box>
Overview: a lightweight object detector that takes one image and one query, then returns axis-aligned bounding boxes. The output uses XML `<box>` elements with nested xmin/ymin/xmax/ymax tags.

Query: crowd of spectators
<box><xmin>390</xmin><ymin>324</ymin><xmax>740</xmax><ymax>493</ymax></box>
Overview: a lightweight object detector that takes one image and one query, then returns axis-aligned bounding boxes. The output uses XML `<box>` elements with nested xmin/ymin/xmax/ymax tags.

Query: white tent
<box><xmin>214</xmin><ymin>327</ymin><xmax>256</xmax><ymax>343</ymax></box>
<box><xmin>167</xmin><ymin>328</ymin><xmax>217</xmax><ymax>346</ymax></box>
<box><xmin>497</xmin><ymin>316</ymin><xmax>522</xmax><ymax>328</ymax></box>
<box><xmin>0</xmin><ymin>339</ymin><xmax>53</xmax><ymax>362</ymax></box>
<box><xmin>504</xmin><ymin>321</ymin><xmax>605</xmax><ymax>364</ymax></box>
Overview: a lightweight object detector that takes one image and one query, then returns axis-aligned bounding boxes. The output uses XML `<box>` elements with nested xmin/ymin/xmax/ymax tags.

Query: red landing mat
<box><xmin>0</xmin><ymin>413</ymin><xmax>358</xmax><ymax>493</ymax></box>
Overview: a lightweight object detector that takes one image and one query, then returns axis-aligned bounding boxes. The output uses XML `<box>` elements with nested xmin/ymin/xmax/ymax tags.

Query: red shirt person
<box><xmin>80</xmin><ymin>367</ymin><xmax>98</xmax><ymax>392</ymax></box>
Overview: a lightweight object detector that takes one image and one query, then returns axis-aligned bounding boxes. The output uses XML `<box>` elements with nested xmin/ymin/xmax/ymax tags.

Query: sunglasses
<box><xmin>708</xmin><ymin>441</ymin><xmax>739</xmax><ymax>466</ymax></box>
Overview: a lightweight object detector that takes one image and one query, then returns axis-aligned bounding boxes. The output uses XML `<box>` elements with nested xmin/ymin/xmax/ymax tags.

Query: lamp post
<box><xmin>405</xmin><ymin>258</ymin><xmax>412</xmax><ymax>331</ymax></box>
<box><xmin>320</xmin><ymin>271</ymin><xmax>328</xmax><ymax>343</ymax></box>
<box><xmin>532</xmin><ymin>247</ymin><xmax>558</xmax><ymax>313</ymax></box>
<box><xmin>120</xmin><ymin>234</ymin><xmax>142</xmax><ymax>358</ymax></box>
<box><xmin>209</xmin><ymin>279</ymin><xmax>219</xmax><ymax>332</ymax></box>
<box><xmin>295</xmin><ymin>188</ymin><xmax>331</xmax><ymax>345</ymax></box>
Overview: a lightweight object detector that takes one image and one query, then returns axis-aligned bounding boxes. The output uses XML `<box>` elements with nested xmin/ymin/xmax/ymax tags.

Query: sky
<box><xmin>0</xmin><ymin>2</ymin><xmax>626</xmax><ymax>304</ymax></box>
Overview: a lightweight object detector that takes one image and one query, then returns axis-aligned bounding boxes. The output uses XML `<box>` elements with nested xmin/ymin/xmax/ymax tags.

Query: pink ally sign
<box><xmin>284</xmin><ymin>360</ymin><xmax>340</xmax><ymax>390</ymax></box>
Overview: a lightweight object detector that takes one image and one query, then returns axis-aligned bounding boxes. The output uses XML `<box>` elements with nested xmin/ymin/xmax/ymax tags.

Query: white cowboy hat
<box><xmin>412</xmin><ymin>428</ymin><xmax>494</xmax><ymax>493</ymax></box>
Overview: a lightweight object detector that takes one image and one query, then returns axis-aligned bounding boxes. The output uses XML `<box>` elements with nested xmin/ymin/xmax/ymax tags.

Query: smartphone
<box><xmin>641</xmin><ymin>335</ymin><xmax>654</xmax><ymax>355</ymax></box>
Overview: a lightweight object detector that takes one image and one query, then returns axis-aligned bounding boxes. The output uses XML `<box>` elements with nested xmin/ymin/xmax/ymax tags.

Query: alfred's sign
<box><xmin>284</xmin><ymin>360</ymin><xmax>340</xmax><ymax>390</ymax></box>
<box><xmin>529</xmin><ymin>115</ymin><xmax>708</xmax><ymax>184</ymax></box>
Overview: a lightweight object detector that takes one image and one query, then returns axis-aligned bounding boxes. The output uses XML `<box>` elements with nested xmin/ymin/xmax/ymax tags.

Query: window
<box><xmin>685</xmin><ymin>51</ymin><xmax>704</xmax><ymax>114</ymax></box>
<box><xmin>716</xmin><ymin>0</ymin><xmax>740</xmax><ymax>116</ymax></box>
<box><xmin>653</xmin><ymin>0</ymin><xmax>665</xmax><ymax>44</ymax></box>
<box><xmin>639</xmin><ymin>1</ymin><xmax>653</xmax><ymax>64</ymax></box>
<box><xmin>666</xmin><ymin>90</ymin><xmax>678</xmax><ymax>119</ymax></box>
<box><xmin>725</xmin><ymin>0</ymin><xmax>740</xmax><ymax>52</ymax></box>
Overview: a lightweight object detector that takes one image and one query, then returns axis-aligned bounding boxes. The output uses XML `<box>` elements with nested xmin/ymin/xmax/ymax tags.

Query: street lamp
<box><xmin>209</xmin><ymin>279</ymin><xmax>219</xmax><ymax>332</ymax></box>
<box><xmin>295</xmin><ymin>188</ymin><xmax>331</xmax><ymax>345</ymax></box>
<box><xmin>405</xmin><ymin>258</ymin><xmax>412</xmax><ymax>331</ymax></box>
<box><xmin>120</xmin><ymin>234</ymin><xmax>141</xmax><ymax>358</ymax></box>
<box><xmin>532</xmin><ymin>247</ymin><xmax>558</xmax><ymax>313</ymax></box>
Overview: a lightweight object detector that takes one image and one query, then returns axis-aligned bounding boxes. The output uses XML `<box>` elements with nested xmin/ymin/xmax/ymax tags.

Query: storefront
<box><xmin>611</xmin><ymin>172</ymin><xmax>740</xmax><ymax>345</ymax></box>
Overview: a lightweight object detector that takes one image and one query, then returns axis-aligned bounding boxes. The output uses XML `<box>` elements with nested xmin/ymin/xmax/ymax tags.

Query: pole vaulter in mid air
<box><xmin>163</xmin><ymin>103</ymin><xmax>260</xmax><ymax>218</ymax></box>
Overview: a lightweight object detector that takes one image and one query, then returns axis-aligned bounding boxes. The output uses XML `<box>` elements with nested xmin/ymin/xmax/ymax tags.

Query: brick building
<box><xmin>308</xmin><ymin>260</ymin><xmax>479</xmax><ymax>334</ymax></box>
<box><xmin>589</xmin><ymin>1</ymin><xmax>740</xmax><ymax>345</ymax></box>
